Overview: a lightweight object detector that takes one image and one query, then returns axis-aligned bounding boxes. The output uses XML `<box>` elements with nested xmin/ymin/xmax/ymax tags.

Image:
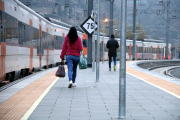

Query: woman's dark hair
<box><xmin>68</xmin><ymin>27</ymin><xmax>78</xmax><ymax>45</ymax></box>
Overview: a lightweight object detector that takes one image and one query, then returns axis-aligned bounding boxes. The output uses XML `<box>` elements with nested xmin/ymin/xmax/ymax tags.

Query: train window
<box><xmin>14</xmin><ymin>7</ymin><xmax>17</xmax><ymax>11</ymax></box>
<box><xmin>54</xmin><ymin>36</ymin><xmax>64</xmax><ymax>49</ymax></box>
<box><xmin>25</xmin><ymin>24</ymin><xmax>29</xmax><ymax>43</ymax></box>
<box><xmin>144</xmin><ymin>48</ymin><xmax>147</xmax><ymax>53</ymax></box>
<box><xmin>126</xmin><ymin>46</ymin><xmax>128</xmax><ymax>53</ymax></box>
<box><xmin>158</xmin><ymin>48</ymin><xmax>161</xmax><ymax>53</ymax></box>
<box><xmin>82</xmin><ymin>40</ymin><xmax>87</xmax><ymax>47</ymax></box>
<box><xmin>104</xmin><ymin>44</ymin><xmax>108</xmax><ymax>52</ymax></box>
<box><xmin>33</xmin><ymin>28</ymin><xmax>39</xmax><ymax>40</ymax></box>
<box><xmin>4</xmin><ymin>13</ymin><xmax>19</xmax><ymax>45</ymax></box>
<box><xmin>137</xmin><ymin>47</ymin><xmax>142</xmax><ymax>53</ymax></box>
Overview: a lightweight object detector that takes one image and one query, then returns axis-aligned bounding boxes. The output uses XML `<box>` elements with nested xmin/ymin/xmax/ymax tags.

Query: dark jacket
<box><xmin>106</xmin><ymin>38</ymin><xmax>119</xmax><ymax>57</ymax></box>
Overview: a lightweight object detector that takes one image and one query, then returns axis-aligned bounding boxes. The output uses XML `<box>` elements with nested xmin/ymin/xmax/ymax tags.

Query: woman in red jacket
<box><xmin>60</xmin><ymin>27</ymin><xmax>83</xmax><ymax>88</ymax></box>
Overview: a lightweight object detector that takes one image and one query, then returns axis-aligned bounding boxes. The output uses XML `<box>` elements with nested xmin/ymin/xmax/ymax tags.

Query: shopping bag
<box><xmin>79</xmin><ymin>54</ymin><xmax>87</xmax><ymax>69</ymax></box>
<box><xmin>55</xmin><ymin>61</ymin><xmax>65</xmax><ymax>77</ymax></box>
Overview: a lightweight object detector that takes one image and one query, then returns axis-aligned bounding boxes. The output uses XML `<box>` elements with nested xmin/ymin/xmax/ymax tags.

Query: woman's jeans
<box><xmin>66</xmin><ymin>55</ymin><xmax>80</xmax><ymax>83</ymax></box>
<box><xmin>109</xmin><ymin>56</ymin><xmax>116</xmax><ymax>68</ymax></box>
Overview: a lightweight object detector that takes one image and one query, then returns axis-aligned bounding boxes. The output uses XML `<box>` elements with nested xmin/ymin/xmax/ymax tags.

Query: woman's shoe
<box><xmin>72</xmin><ymin>83</ymin><xmax>77</xmax><ymax>87</ymax></box>
<box><xmin>68</xmin><ymin>80</ymin><xmax>73</xmax><ymax>88</ymax></box>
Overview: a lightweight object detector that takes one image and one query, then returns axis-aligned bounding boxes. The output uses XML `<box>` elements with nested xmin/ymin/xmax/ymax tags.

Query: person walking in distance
<box><xmin>60</xmin><ymin>27</ymin><xmax>83</xmax><ymax>88</ymax></box>
<box><xmin>106</xmin><ymin>34</ymin><xmax>119</xmax><ymax>71</ymax></box>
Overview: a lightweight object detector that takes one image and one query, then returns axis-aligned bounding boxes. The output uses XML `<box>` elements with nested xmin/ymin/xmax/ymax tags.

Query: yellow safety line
<box><xmin>21</xmin><ymin>77</ymin><xmax>59</xmax><ymax>120</ymax></box>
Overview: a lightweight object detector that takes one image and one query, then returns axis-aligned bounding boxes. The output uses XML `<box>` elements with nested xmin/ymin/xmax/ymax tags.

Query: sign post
<box><xmin>80</xmin><ymin>16</ymin><xmax>97</xmax><ymax>68</ymax></box>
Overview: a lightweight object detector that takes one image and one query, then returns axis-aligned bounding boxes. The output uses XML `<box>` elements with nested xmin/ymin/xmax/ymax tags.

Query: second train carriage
<box><xmin>82</xmin><ymin>36</ymin><xmax>171</xmax><ymax>61</ymax></box>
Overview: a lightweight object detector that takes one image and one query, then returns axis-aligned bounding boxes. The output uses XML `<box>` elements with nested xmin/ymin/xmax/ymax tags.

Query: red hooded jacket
<box><xmin>60</xmin><ymin>35</ymin><xmax>83</xmax><ymax>59</ymax></box>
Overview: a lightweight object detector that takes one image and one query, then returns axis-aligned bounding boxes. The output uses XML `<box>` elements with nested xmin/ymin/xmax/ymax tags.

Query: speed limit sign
<box><xmin>80</xmin><ymin>16</ymin><xmax>97</xmax><ymax>35</ymax></box>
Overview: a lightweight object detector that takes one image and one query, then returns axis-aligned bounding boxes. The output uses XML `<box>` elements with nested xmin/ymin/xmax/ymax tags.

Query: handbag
<box><xmin>55</xmin><ymin>61</ymin><xmax>65</xmax><ymax>77</ymax></box>
<box><xmin>79</xmin><ymin>52</ymin><xmax>87</xmax><ymax>69</ymax></box>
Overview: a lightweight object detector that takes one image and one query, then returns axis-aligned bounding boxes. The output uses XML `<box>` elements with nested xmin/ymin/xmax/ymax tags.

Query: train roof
<box><xmin>14</xmin><ymin>0</ymin><xmax>83</xmax><ymax>33</ymax></box>
<box><xmin>144</xmin><ymin>39</ymin><xmax>163</xmax><ymax>43</ymax></box>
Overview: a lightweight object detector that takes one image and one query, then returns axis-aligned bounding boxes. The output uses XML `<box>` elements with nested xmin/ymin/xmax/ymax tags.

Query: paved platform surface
<box><xmin>28</xmin><ymin>61</ymin><xmax>180</xmax><ymax>120</ymax></box>
<box><xmin>0</xmin><ymin>61</ymin><xmax>180</xmax><ymax>120</ymax></box>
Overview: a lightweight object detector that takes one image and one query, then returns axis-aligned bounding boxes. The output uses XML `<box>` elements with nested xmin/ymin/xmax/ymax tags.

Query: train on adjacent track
<box><xmin>86</xmin><ymin>37</ymin><xmax>171</xmax><ymax>61</ymax></box>
<box><xmin>0</xmin><ymin>0</ymin><xmax>171</xmax><ymax>86</ymax></box>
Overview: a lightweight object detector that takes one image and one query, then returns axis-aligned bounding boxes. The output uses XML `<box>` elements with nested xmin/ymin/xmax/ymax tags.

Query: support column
<box><xmin>109</xmin><ymin>0</ymin><xmax>114</xmax><ymax>37</ymax></box>
<box><xmin>87</xmin><ymin>0</ymin><xmax>93</xmax><ymax>67</ymax></box>
<box><xmin>119</xmin><ymin>0</ymin><xmax>127</xmax><ymax>118</ymax></box>
<box><xmin>132</xmin><ymin>0</ymin><xmax>136</xmax><ymax>60</ymax></box>
<box><xmin>165</xmin><ymin>0</ymin><xmax>170</xmax><ymax>59</ymax></box>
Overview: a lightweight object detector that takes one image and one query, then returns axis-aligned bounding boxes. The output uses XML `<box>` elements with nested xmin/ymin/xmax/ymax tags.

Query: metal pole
<box><xmin>119</xmin><ymin>0</ymin><xmax>127</xmax><ymax>118</ymax></box>
<box><xmin>96</xmin><ymin>0</ymin><xmax>100</xmax><ymax>82</ymax></box>
<box><xmin>132</xmin><ymin>0</ymin><xmax>136</xmax><ymax>60</ymax></box>
<box><xmin>87</xmin><ymin>0</ymin><xmax>93</xmax><ymax>67</ymax></box>
<box><xmin>148</xmin><ymin>37</ymin><xmax>149</xmax><ymax>60</ymax></box>
<box><xmin>175</xmin><ymin>39</ymin><xmax>177</xmax><ymax>59</ymax></box>
<box><xmin>74</xmin><ymin>5</ymin><xmax>76</xmax><ymax>26</ymax></box>
<box><xmin>102</xmin><ymin>21</ymin><xmax>105</xmax><ymax>64</ymax></box>
<box><xmin>109</xmin><ymin>0</ymin><xmax>114</xmax><ymax>37</ymax></box>
<box><xmin>118</xmin><ymin>9</ymin><xmax>121</xmax><ymax>38</ymax></box>
<box><xmin>165</xmin><ymin>0</ymin><xmax>170</xmax><ymax>59</ymax></box>
<box><xmin>161</xmin><ymin>40</ymin><xmax>163</xmax><ymax>60</ymax></box>
<box><xmin>92</xmin><ymin>10</ymin><xmax>96</xmax><ymax>72</ymax></box>
<box><xmin>142</xmin><ymin>42</ymin><xmax>144</xmax><ymax>60</ymax></box>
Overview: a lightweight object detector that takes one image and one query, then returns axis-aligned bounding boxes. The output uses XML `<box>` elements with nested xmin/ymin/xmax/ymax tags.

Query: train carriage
<box><xmin>86</xmin><ymin>36</ymin><xmax>171</xmax><ymax>61</ymax></box>
<box><xmin>0</xmin><ymin>0</ymin><xmax>83</xmax><ymax>84</ymax></box>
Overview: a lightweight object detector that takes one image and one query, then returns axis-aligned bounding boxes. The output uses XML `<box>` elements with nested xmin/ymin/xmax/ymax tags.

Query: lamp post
<box><xmin>102</xmin><ymin>18</ymin><xmax>108</xmax><ymax>64</ymax></box>
<box><xmin>132</xmin><ymin>33</ymin><xmax>139</xmax><ymax>60</ymax></box>
<box><xmin>174</xmin><ymin>39</ymin><xmax>178</xmax><ymax>59</ymax></box>
<box><xmin>109</xmin><ymin>0</ymin><xmax>114</xmax><ymax>37</ymax></box>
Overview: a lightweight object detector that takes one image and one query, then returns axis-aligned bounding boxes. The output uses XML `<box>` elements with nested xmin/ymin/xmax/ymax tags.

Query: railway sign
<box><xmin>80</xmin><ymin>16</ymin><xmax>97</xmax><ymax>35</ymax></box>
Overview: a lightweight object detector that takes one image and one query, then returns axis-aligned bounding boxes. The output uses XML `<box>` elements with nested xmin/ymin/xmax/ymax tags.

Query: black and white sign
<box><xmin>80</xmin><ymin>16</ymin><xmax>97</xmax><ymax>35</ymax></box>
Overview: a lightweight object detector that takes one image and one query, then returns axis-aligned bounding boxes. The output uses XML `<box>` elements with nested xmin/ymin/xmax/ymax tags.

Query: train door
<box><xmin>38</xmin><ymin>24</ymin><xmax>43</xmax><ymax>55</ymax></box>
<box><xmin>38</xmin><ymin>24</ymin><xmax>42</xmax><ymax>68</ymax></box>
<box><xmin>129</xmin><ymin>43</ymin><xmax>132</xmax><ymax>60</ymax></box>
<box><xmin>0</xmin><ymin>10</ymin><xmax>5</xmax><ymax>81</ymax></box>
<box><xmin>163</xmin><ymin>47</ymin><xmax>166</xmax><ymax>59</ymax></box>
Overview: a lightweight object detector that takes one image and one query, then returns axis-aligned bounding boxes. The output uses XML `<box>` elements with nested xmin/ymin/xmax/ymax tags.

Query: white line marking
<box><xmin>127</xmin><ymin>72</ymin><xmax>180</xmax><ymax>99</ymax></box>
<box><xmin>21</xmin><ymin>77</ymin><xmax>59</xmax><ymax>120</ymax></box>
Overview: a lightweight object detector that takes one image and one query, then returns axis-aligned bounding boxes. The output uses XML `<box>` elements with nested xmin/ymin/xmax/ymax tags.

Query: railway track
<box><xmin>150</xmin><ymin>66</ymin><xmax>180</xmax><ymax>79</ymax></box>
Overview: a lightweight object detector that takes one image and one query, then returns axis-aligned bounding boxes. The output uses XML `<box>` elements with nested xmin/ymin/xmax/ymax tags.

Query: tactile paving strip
<box><xmin>0</xmin><ymin>70</ymin><xmax>57</xmax><ymax>120</ymax></box>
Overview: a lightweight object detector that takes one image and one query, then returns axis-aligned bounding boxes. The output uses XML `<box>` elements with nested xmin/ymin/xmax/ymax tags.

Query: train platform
<box><xmin>0</xmin><ymin>61</ymin><xmax>180</xmax><ymax>120</ymax></box>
